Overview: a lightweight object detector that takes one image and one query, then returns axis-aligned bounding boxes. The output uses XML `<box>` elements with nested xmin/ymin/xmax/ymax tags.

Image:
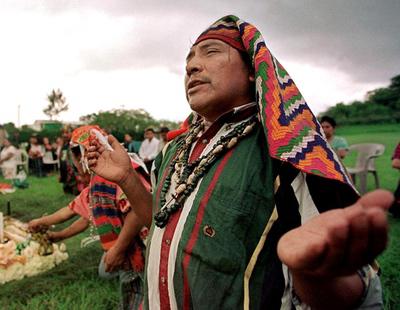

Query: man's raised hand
<box><xmin>277</xmin><ymin>189</ymin><xmax>393</xmax><ymax>278</ymax></box>
<box><xmin>87</xmin><ymin>135</ymin><xmax>133</xmax><ymax>186</ymax></box>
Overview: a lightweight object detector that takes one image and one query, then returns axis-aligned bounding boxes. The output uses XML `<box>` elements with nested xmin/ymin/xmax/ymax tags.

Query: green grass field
<box><xmin>338</xmin><ymin>123</ymin><xmax>399</xmax><ymax>193</ymax></box>
<box><xmin>0</xmin><ymin>123</ymin><xmax>399</xmax><ymax>309</ymax></box>
<box><xmin>0</xmin><ymin>175</ymin><xmax>120</xmax><ymax>309</ymax></box>
<box><xmin>337</xmin><ymin>123</ymin><xmax>400</xmax><ymax>309</ymax></box>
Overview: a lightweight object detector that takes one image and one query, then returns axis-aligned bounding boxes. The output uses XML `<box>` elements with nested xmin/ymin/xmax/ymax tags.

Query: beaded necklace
<box><xmin>154</xmin><ymin>115</ymin><xmax>258</xmax><ymax>228</ymax></box>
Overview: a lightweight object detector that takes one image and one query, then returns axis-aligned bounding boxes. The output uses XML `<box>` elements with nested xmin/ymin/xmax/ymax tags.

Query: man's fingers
<box><xmin>367</xmin><ymin>207</ymin><xmax>389</xmax><ymax>259</ymax></box>
<box><xmin>108</xmin><ymin>135</ymin><xmax>121</xmax><ymax>150</ymax></box>
<box><xmin>343</xmin><ymin>207</ymin><xmax>370</xmax><ymax>271</ymax></box>
<box><xmin>104</xmin><ymin>255</ymin><xmax>112</xmax><ymax>272</ymax></box>
<box><xmin>316</xmin><ymin>213</ymin><xmax>350</xmax><ymax>274</ymax></box>
<box><xmin>357</xmin><ymin>189</ymin><xmax>394</xmax><ymax>211</ymax></box>
<box><xmin>104</xmin><ymin>263</ymin><xmax>111</xmax><ymax>272</ymax></box>
<box><xmin>88</xmin><ymin>158</ymin><xmax>97</xmax><ymax>167</ymax></box>
<box><xmin>88</xmin><ymin>145</ymin><xmax>97</xmax><ymax>153</ymax></box>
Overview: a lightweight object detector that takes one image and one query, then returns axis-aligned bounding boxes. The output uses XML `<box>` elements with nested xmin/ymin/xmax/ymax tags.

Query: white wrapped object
<box><xmin>90</xmin><ymin>129</ymin><xmax>113</xmax><ymax>151</ymax></box>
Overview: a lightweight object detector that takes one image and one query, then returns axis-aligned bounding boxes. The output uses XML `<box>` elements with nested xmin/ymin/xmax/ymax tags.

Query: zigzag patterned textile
<box><xmin>90</xmin><ymin>176</ymin><xmax>123</xmax><ymax>251</ymax></box>
<box><xmin>197</xmin><ymin>15</ymin><xmax>353</xmax><ymax>186</ymax></box>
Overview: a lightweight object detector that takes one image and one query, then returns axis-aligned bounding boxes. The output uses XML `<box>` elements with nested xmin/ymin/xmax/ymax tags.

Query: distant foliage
<box><xmin>43</xmin><ymin>89</ymin><xmax>68</xmax><ymax>120</ymax></box>
<box><xmin>320</xmin><ymin>74</ymin><xmax>400</xmax><ymax>125</ymax></box>
<box><xmin>3</xmin><ymin>122</ymin><xmax>60</xmax><ymax>145</ymax></box>
<box><xmin>2</xmin><ymin>108</ymin><xmax>181</xmax><ymax>145</ymax></box>
<box><xmin>80</xmin><ymin>108</ymin><xmax>180</xmax><ymax>141</ymax></box>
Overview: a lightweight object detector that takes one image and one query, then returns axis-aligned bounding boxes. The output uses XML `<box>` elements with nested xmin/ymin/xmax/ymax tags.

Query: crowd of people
<box><xmin>0</xmin><ymin>14</ymin><xmax>399</xmax><ymax>310</ymax></box>
<box><xmin>0</xmin><ymin>126</ymin><xmax>169</xmax><ymax>185</ymax></box>
<box><xmin>1</xmin><ymin>125</ymin><xmax>171</xmax><ymax>307</ymax></box>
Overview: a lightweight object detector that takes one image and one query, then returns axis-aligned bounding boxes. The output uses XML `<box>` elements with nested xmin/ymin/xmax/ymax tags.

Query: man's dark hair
<box><xmin>160</xmin><ymin>127</ymin><xmax>169</xmax><ymax>133</ymax></box>
<box><xmin>145</xmin><ymin>128</ymin><xmax>155</xmax><ymax>133</ymax></box>
<box><xmin>320</xmin><ymin>116</ymin><xmax>337</xmax><ymax>128</ymax></box>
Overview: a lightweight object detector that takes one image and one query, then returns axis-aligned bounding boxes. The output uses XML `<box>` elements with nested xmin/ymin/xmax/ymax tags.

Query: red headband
<box><xmin>194</xmin><ymin>25</ymin><xmax>245</xmax><ymax>52</ymax></box>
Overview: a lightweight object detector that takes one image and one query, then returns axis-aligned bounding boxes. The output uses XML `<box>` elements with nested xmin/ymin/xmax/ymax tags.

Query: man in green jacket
<box><xmin>88</xmin><ymin>15</ymin><xmax>392</xmax><ymax>309</ymax></box>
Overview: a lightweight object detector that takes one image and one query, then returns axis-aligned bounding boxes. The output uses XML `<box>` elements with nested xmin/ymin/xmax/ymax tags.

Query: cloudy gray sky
<box><xmin>1</xmin><ymin>0</ymin><xmax>399</xmax><ymax>126</ymax></box>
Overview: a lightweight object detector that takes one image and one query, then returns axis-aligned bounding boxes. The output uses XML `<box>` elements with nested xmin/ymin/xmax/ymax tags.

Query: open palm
<box><xmin>277</xmin><ymin>189</ymin><xmax>393</xmax><ymax>278</ymax></box>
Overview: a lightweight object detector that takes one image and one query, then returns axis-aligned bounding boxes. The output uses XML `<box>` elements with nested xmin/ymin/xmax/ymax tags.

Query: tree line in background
<box><xmin>79</xmin><ymin>108</ymin><xmax>180</xmax><ymax>142</ymax></box>
<box><xmin>2</xmin><ymin>108</ymin><xmax>180</xmax><ymax>145</ymax></box>
<box><xmin>320</xmin><ymin>74</ymin><xmax>400</xmax><ymax>125</ymax></box>
<box><xmin>5</xmin><ymin>74</ymin><xmax>398</xmax><ymax>144</ymax></box>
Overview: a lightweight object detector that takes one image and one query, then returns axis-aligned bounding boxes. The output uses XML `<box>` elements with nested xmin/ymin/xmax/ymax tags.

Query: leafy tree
<box><xmin>19</xmin><ymin>125</ymin><xmax>37</xmax><ymax>144</ymax></box>
<box><xmin>2</xmin><ymin>122</ymin><xmax>20</xmax><ymax>145</ymax></box>
<box><xmin>320</xmin><ymin>74</ymin><xmax>400</xmax><ymax>124</ymax></box>
<box><xmin>43</xmin><ymin>89</ymin><xmax>68</xmax><ymax>120</ymax></box>
<box><xmin>389</xmin><ymin>74</ymin><xmax>400</xmax><ymax>90</ymax></box>
<box><xmin>367</xmin><ymin>88</ymin><xmax>398</xmax><ymax>110</ymax></box>
<box><xmin>80</xmin><ymin>108</ymin><xmax>179</xmax><ymax>141</ymax></box>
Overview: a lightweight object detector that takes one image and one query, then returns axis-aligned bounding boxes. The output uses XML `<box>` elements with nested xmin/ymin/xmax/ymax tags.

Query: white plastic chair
<box><xmin>15</xmin><ymin>149</ymin><xmax>29</xmax><ymax>174</ymax></box>
<box><xmin>346</xmin><ymin>143</ymin><xmax>385</xmax><ymax>194</ymax></box>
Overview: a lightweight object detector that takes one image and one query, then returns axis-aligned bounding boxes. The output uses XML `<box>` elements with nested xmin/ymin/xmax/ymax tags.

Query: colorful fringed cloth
<box><xmin>90</xmin><ymin>174</ymin><xmax>146</xmax><ymax>272</ymax></box>
<box><xmin>71</xmin><ymin>125</ymin><xmax>147</xmax><ymax>272</ymax></box>
<box><xmin>90</xmin><ymin>175</ymin><xmax>122</xmax><ymax>250</ymax></box>
<box><xmin>193</xmin><ymin>15</ymin><xmax>354</xmax><ymax>188</ymax></box>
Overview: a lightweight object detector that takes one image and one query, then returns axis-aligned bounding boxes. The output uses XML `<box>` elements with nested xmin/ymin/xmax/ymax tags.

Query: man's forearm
<box><xmin>292</xmin><ymin>271</ymin><xmax>364</xmax><ymax>310</ymax></box>
<box><xmin>112</xmin><ymin>210</ymin><xmax>143</xmax><ymax>253</ymax></box>
<box><xmin>119</xmin><ymin>169</ymin><xmax>153</xmax><ymax>229</ymax></box>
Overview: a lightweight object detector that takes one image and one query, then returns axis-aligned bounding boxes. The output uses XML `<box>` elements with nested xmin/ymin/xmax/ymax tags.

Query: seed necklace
<box><xmin>154</xmin><ymin>115</ymin><xmax>258</xmax><ymax>228</ymax></box>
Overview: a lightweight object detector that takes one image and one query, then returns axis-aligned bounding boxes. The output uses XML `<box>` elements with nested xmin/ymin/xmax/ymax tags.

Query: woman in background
<box><xmin>0</xmin><ymin>138</ymin><xmax>18</xmax><ymax>179</ymax></box>
<box><xmin>320</xmin><ymin>115</ymin><xmax>349</xmax><ymax>159</ymax></box>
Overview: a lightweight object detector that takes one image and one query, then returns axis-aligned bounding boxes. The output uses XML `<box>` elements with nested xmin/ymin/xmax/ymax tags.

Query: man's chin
<box><xmin>188</xmin><ymin>101</ymin><xmax>207</xmax><ymax>115</ymax></box>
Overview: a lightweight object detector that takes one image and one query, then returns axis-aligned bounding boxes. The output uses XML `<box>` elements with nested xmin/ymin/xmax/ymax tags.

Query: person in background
<box><xmin>27</xmin><ymin>135</ymin><xmax>45</xmax><ymax>177</ymax></box>
<box><xmin>54</xmin><ymin>136</ymin><xmax>64</xmax><ymax>160</ymax></box>
<box><xmin>320</xmin><ymin>115</ymin><xmax>349</xmax><ymax>159</ymax></box>
<box><xmin>0</xmin><ymin>124</ymin><xmax>9</xmax><ymax>151</ymax></box>
<box><xmin>0</xmin><ymin>138</ymin><xmax>18</xmax><ymax>179</ymax></box>
<box><xmin>42</xmin><ymin>136</ymin><xmax>58</xmax><ymax>173</ymax></box>
<box><xmin>58</xmin><ymin>128</ymin><xmax>82</xmax><ymax>194</ymax></box>
<box><xmin>43</xmin><ymin>137</ymin><xmax>53</xmax><ymax>153</ymax></box>
<box><xmin>124</xmin><ymin>133</ymin><xmax>137</xmax><ymax>153</ymax></box>
<box><xmin>156</xmin><ymin>127</ymin><xmax>169</xmax><ymax>153</ymax></box>
<box><xmin>138</xmin><ymin>128</ymin><xmax>159</xmax><ymax>172</ymax></box>
<box><xmin>43</xmin><ymin>136</ymin><xmax>58</xmax><ymax>158</ymax></box>
<box><xmin>31</xmin><ymin>125</ymin><xmax>151</xmax><ymax>310</ymax></box>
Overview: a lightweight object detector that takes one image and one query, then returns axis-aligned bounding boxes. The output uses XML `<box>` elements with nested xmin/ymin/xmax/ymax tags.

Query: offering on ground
<box><xmin>0</xmin><ymin>217</ymin><xmax>68</xmax><ymax>284</ymax></box>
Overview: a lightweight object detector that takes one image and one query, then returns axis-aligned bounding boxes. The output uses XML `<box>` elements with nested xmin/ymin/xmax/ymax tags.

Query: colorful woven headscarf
<box><xmin>193</xmin><ymin>15</ymin><xmax>354</xmax><ymax>188</ymax></box>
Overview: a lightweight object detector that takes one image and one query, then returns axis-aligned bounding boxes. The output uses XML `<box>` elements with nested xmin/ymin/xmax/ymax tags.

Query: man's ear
<box><xmin>249</xmin><ymin>71</ymin><xmax>255</xmax><ymax>82</ymax></box>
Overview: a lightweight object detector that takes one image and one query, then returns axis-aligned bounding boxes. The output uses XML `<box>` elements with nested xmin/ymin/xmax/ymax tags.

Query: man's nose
<box><xmin>185</xmin><ymin>57</ymin><xmax>203</xmax><ymax>77</ymax></box>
